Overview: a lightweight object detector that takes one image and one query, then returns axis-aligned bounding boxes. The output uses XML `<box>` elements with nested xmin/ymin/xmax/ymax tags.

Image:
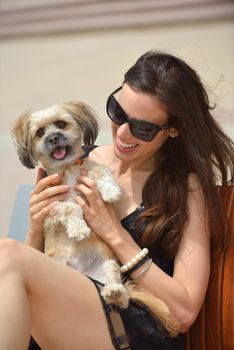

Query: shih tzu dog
<box><xmin>12</xmin><ymin>101</ymin><xmax>179</xmax><ymax>336</ymax></box>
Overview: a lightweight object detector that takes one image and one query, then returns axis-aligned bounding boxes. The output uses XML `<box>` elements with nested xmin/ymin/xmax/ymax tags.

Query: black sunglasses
<box><xmin>106</xmin><ymin>87</ymin><xmax>169</xmax><ymax>142</ymax></box>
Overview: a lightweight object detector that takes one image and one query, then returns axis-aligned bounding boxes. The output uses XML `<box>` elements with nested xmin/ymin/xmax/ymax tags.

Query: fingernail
<box><xmin>52</xmin><ymin>173</ymin><xmax>59</xmax><ymax>178</ymax></box>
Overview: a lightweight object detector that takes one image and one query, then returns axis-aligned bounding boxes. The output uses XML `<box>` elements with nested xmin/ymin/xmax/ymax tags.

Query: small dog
<box><xmin>12</xmin><ymin>101</ymin><xmax>179</xmax><ymax>336</ymax></box>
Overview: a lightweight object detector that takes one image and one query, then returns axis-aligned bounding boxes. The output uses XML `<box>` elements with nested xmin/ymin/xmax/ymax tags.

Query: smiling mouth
<box><xmin>50</xmin><ymin>145</ymin><xmax>71</xmax><ymax>160</ymax></box>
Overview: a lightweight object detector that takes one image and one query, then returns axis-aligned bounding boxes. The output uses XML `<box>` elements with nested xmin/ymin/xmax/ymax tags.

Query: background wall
<box><xmin>0</xmin><ymin>0</ymin><xmax>233</xmax><ymax>237</ymax></box>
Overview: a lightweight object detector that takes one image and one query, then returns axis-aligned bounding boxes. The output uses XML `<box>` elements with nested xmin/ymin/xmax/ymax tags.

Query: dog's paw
<box><xmin>100</xmin><ymin>185</ymin><xmax>122</xmax><ymax>203</ymax></box>
<box><xmin>101</xmin><ymin>283</ymin><xmax>129</xmax><ymax>309</ymax></box>
<box><xmin>66</xmin><ymin>217</ymin><xmax>91</xmax><ymax>240</ymax></box>
<box><xmin>74</xmin><ymin>229</ymin><xmax>91</xmax><ymax>241</ymax></box>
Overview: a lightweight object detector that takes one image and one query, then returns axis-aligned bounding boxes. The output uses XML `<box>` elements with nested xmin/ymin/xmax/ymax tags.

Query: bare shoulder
<box><xmin>187</xmin><ymin>173</ymin><xmax>202</xmax><ymax>192</ymax></box>
<box><xmin>88</xmin><ymin>145</ymin><xmax>113</xmax><ymax>167</ymax></box>
<box><xmin>187</xmin><ymin>173</ymin><xmax>206</xmax><ymax>208</ymax></box>
<box><xmin>176</xmin><ymin>173</ymin><xmax>210</xmax><ymax>255</ymax></box>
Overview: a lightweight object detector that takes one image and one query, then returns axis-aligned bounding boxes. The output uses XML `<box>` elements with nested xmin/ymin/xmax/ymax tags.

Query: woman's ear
<box><xmin>168</xmin><ymin>127</ymin><xmax>179</xmax><ymax>138</ymax></box>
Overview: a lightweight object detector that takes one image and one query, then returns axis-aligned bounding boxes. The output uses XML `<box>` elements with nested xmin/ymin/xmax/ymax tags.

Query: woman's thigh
<box><xmin>5</xmin><ymin>239</ymin><xmax>115</xmax><ymax>350</ymax></box>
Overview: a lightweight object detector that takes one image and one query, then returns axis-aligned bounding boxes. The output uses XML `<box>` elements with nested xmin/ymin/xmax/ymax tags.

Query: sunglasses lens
<box><xmin>130</xmin><ymin>120</ymin><xmax>158</xmax><ymax>142</ymax></box>
<box><xmin>107</xmin><ymin>97</ymin><xmax>126</xmax><ymax>125</ymax></box>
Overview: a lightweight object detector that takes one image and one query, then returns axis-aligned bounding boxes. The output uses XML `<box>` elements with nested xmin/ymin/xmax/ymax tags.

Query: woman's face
<box><xmin>111</xmin><ymin>84</ymin><xmax>171</xmax><ymax>169</ymax></box>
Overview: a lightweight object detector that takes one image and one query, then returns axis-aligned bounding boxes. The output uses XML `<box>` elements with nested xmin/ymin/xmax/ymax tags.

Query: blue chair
<box><xmin>8</xmin><ymin>185</ymin><xmax>33</xmax><ymax>242</ymax></box>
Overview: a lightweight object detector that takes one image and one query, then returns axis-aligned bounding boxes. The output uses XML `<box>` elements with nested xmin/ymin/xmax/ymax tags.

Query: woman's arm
<box><xmin>25</xmin><ymin>168</ymin><xmax>69</xmax><ymax>252</ymax></box>
<box><xmin>112</xmin><ymin>174</ymin><xmax>210</xmax><ymax>333</ymax></box>
<box><xmin>76</xmin><ymin>172</ymin><xmax>210</xmax><ymax>333</ymax></box>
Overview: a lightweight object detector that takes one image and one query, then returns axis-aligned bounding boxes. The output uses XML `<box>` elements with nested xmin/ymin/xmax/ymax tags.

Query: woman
<box><xmin>1</xmin><ymin>51</ymin><xmax>233</xmax><ymax>350</ymax></box>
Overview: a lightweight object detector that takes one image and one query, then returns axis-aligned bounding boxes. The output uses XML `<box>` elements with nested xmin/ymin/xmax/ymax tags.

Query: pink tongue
<box><xmin>53</xmin><ymin>148</ymin><xmax>66</xmax><ymax>159</ymax></box>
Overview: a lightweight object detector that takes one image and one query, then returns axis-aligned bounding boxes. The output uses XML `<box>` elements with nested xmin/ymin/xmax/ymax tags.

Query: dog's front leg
<box><xmin>87</xmin><ymin>166</ymin><xmax>121</xmax><ymax>203</ymax></box>
<box><xmin>101</xmin><ymin>260</ymin><xmax>129</xmax><ymax>309</ymax></box>
<box><xmin>50</xmin><ymin>201</ymin><xmax>91</xmax><ymax>241</ymax></box>
<box><xmin>44</xmin><ymin>211</ymin><xmax>61</xmax><ymax>257</ymax></box>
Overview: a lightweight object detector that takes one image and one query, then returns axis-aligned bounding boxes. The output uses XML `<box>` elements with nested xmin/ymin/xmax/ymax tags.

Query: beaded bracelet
<box><xmin>132</xmin><ymin>258</ymin><xmax>153</xmax><ymax>283</ymax></box>
<box><xmin>123</xmin><ymin>254</ymin><xmax>150</xmax><ymax>277</ymax></box>
<box><xmin>120</xmin><ymin>248</ymin><xmax>149</xmax><ymax>274</ymax></box>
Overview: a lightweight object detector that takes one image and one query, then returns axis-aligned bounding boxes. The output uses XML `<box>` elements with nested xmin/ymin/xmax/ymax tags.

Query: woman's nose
<box><xmin>117</xmin><ymin>122</ymin><xmax>132</xmax><ymax>138</ymax></box>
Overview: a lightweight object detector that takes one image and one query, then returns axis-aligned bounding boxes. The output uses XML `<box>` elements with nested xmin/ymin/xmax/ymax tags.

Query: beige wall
<box><xmin>0</xmin><ymin>19</ymin><xmax>234</xmax><ymax>236</ymax></box>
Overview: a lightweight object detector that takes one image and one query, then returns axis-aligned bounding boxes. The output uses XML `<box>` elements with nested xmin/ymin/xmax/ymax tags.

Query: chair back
<box><xmin>186</xmin><ymin>186</ymin><xmax>234</xmax><ymax>350</ymax></box>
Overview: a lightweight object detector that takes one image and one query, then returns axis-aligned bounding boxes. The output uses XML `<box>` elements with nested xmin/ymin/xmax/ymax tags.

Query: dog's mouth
<box><xmin>50</xmin><ymin>145</ymin><xmax>71</xmax><ymax>160</ymax></box>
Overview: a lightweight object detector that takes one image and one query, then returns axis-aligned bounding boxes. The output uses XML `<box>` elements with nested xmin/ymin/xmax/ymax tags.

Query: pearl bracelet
<box><xmin>120</xmin><ymin>248</ymin><xmax>149</xmax><ymax>273</ymax></box>
<box><xmin>123</xmin><ymin>254</ymin><xmax>150</xmax><ymax>277</ymax></box>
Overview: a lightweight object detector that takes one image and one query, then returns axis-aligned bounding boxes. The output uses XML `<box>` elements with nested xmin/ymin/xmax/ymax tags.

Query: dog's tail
<box><xmin>126</xmin><ymin>282</ymin><xmax>180</xmax><ymax>337</ymax></box>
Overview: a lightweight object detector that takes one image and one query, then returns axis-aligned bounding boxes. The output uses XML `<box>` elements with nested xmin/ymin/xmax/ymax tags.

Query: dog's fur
<box><xmin>12</xmin><ymin>101</ymin><xmax>179</xmax><ymax>336</ymax></box>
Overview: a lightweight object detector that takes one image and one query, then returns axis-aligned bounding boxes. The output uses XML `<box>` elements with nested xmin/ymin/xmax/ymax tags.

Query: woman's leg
<box><xmin>0</xmin><ymin>238</ymin><xmax>115</xmax><ymax>350</ymax></box>
<box><xmin>0</xmin><ymin>240</ymin><xmax>31</xmax><ymax>350</ymax></box>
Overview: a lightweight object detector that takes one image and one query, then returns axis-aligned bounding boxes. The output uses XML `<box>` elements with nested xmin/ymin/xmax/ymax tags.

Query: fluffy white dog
<box><xmin>12</xmin><ymin>101</ymin><xmax>179</xmax><ymax>335</ymax></box>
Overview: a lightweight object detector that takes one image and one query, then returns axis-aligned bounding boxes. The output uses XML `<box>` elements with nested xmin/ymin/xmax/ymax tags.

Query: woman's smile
<box><xmin>116</xmin><ymin>138</ymin><xmax>139</xmax><ymax>153</ymax></box>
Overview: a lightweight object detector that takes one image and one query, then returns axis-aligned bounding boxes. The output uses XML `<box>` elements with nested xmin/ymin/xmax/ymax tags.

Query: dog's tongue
<box><xmin>53</xmin><ymin>147</ymin><xmax>66</xmax><ymax>160</ymax></box>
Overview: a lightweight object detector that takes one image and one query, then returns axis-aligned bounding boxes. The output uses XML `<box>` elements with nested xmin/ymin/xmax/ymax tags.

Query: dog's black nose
<box><xmin>46</xmin><ymin>132</ymin><xmax>63</xmax><ymax>145</ymax></box>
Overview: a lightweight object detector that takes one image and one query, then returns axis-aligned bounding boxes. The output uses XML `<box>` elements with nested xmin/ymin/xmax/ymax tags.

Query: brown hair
<box><xmin>124</xmin><ymin>51</ymin><xmax>234</xmax><ymax>259</ymax></box>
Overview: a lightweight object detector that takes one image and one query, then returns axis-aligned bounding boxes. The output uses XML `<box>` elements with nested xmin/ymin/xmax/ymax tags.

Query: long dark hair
<box><xmin>124</xmin><ymin>51</ymin><xmax>234</xmax><ymax>259</ymax></box>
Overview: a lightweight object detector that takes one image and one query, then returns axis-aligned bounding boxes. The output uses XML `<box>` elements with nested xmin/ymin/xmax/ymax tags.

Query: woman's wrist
<box><xmin>108</xmin><ymin>226</ymin><xmax>133</xmax><ymax>251</ymax></box>
<box><xmin>108</xmin><ymin>229</ymin><xmax>125</xmax><ymax>251</ymax></box>
<box><xmin>25</xmin><ymin>227</ymin><xmax>44</xmax><ymax>251</ymax></box>
<box><xmin>108</xmin><ymin>227</ymin><xmax>143</xmax><ymax>265</ymax></box>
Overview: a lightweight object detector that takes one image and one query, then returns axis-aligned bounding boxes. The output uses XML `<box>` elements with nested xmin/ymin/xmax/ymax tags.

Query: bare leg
<box><xmin>0</xmin><ymin>239</ymin><xmax>115</xmax><ymax>350</ymax></box>
<box><xmin>0</xmin><ymin>241</ymin><xmax>30</xmax><ymax>350</ymax></box>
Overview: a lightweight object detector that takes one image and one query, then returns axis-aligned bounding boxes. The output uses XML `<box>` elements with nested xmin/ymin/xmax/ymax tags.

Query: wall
<box><xmin>0</xmin><ymin>17</ymin><xmax>233</xmax><ymax>236</ymax></box>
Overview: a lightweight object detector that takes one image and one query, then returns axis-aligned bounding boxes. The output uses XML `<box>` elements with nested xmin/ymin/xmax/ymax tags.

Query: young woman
<box><xmin>0</xmin><ymin>51</ymin><xmax>233</xmax><ymax>350</ymax></box>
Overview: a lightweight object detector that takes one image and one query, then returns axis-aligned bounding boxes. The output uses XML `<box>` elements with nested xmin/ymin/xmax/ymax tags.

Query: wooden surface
<box><xmin>186</xmin><ymin>186</ymin><xmax>234</xmax><ymax>350</ymax></box>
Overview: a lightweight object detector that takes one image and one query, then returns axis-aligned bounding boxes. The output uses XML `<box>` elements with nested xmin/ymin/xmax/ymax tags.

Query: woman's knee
<box><xmin>0</xmin><ymin>238</ymin><xmax>24</xmax><ymax>273</ymax></box>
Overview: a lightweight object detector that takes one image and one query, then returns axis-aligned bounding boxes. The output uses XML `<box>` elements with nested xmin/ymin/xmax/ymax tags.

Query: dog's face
<box><xmin>30</xmin><ymin>105</ymin><xmax>84</xmax><ymax>169</ymax></box>
<box><xmin>12</xmin><ymin>101</ymin><xmax>99</xmax><ymax>171</ymax></box>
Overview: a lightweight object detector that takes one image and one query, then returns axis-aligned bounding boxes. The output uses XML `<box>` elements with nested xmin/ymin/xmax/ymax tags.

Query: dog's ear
<box><xmin>62</xmin><ymin>101</ymin><xmax>99</xmax><ymax>146</ymax></box>
<box><xmin>11</xmin><ymin>110</ymin><xmax>37</xmax><ymax>169</ymax></box>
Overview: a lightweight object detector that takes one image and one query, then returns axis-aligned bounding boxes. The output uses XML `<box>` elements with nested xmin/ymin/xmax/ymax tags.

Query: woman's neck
<box><xmin>89</xmin><ymin>144</ymin><xmax>155</xmax><ymax>176</ymax></box>
<box><xmin>111</xmin><ymin>150</ymin><xmax>155</xmax><ymax>177</ymax></box>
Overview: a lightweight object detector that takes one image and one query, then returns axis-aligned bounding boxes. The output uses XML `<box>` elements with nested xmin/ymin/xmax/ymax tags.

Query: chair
<box><xmin>185</xmin><ymin>186</ymin><xmax>234</xmax><ymax>350</ymax></box>
<box><xmin>8</xmin><ymin>185</ymin><xmax>33</xmax><ymax>241</ymax></box>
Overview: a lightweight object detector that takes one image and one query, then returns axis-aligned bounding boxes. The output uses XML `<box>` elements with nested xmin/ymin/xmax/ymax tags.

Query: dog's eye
<box><xmin>55</xmin><ymin>120</ymin><xmax>67</xmax><ymax>129</ymax></box>
<box><xmin>36</xmin><ymin>128</ymin><xmax>45</xmax><ymax>138</ymax></box>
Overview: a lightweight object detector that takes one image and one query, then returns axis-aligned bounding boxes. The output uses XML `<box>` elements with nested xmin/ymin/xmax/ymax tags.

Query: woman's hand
<box><xmin>74</xmin><ymin>170</ymin><xmax>123</xmax><ymax>245</ymax></box>
<box><xmin>27</xmin><ymin>168</ymin><xmax>70</xmax><ymax>246</ymax></box>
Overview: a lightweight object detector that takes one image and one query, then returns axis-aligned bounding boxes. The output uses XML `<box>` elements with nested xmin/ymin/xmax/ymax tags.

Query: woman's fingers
<box><xmin>30</xmin><ymin>193</ymin><xmax>67</xmax><ymax>217</ymax></box>
<box><xmin>29</xmin><ymin>171</ymin><xmax>69</xmax><ymax>230</ymax></box>
<box><xmin>75</xmin><ymin>175</ymin><xmax>101</xmax><ymax>204</ymax></box>
<box><xmin>75</xmin><ymin>183</ymin><xmax>96</xmax><ymax>202</ymax></box>
<box><xmin>33</xmin><ymin>173</ymin><xmax>63</xmax><ymax>195</ymax></box>
<box><xmin>75</xmin><ymin>173</ymin><xmax>111</xmax><ymax>221</ymax></box>
<box><xmin>31</xmin><ymin>184</ymin><xmax>70</xmax><ymax>204</ymax></box>
<box><xmin>75</xmin><ymin>195</ymin><xmax>99</xmax><ymax>224</ymax></box>
<box><xmin>31</xmin><ymin>200</ymin><xmax>59</xmax><ymax>223</ymax></box>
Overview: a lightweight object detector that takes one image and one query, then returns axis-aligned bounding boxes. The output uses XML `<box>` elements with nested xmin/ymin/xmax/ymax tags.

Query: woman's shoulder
<box><xmin>187</xmin><ymin>173</ymin><xmax>206</xmax><ymax>206</ymax></box>
<box><xmin>88</xmin><ymin>145</ymin><xmax>113</xmax><ymax>166</ymax></box>
<box><xmin>187</xmin><ymin>172</ymin><xmax>204</xmax><ymax>191</ymax></box>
